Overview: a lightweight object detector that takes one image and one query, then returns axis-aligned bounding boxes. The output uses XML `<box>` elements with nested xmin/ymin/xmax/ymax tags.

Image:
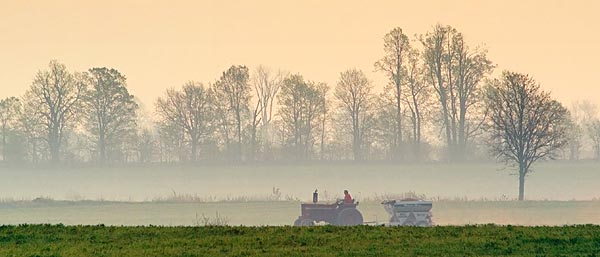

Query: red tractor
<box><xmin>293</xmin><ymin>200</ymin><xmax>364</xmax><ymax>226</ymax></box>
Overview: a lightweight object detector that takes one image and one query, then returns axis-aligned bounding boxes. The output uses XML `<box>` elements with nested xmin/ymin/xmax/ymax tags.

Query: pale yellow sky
<box><xmin>1</xmin><ymin>0</ymin><xmax>599</xmax><ymax>111</ymax></box>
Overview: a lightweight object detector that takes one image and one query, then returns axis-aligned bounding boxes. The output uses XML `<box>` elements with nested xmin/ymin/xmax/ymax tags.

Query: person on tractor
<box><xmin>343</xmin><ymin>190</ymin><xmax>353</xmax><ymax>204</ymax></box>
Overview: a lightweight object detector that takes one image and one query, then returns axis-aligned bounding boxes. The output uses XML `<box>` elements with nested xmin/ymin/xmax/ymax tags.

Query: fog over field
<box><xmin>0</xmin><ymin>162</ymin><xmax>599</xmax><ymax>226</ymax></box>
<box><xmin>0</xmin><ymin>162</ymin><xmax>598</xmax><ymax>202</ymax></box>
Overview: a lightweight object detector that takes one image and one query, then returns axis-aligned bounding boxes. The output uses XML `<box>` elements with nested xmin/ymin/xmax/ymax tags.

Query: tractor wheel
<box><xmin>335</xmin><ymin>208</ymin><xmax>363</xmax><ymax>226</ymax></box>
<box><xmin>294</xmin><ymin>218</ymin><xmax>314</xmax><ymax>226</ymax></box>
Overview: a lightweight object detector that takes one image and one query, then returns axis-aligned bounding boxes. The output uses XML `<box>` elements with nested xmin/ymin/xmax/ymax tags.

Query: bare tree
<box><xmin>563</xmin><ymin>114</ymin><xmax>582</xmax><ymax>160</ymax></box>
<box><xmin>24</xmin><ymin>60</ymin><xmax>86</xmax><ymax>163</ymax></box>
<box><xmin>372</xmin><ymin>92</ymin><xmax>398</xmax><ymax>160</ymax></box>
<box><xmin>569</xmin><ymin>100</ymin><xmax>598</xmax><ymax>159</ymax></box>
<box><xmin>485</xmin><ymin>71</ymin><xmax>569</xmax><ymax>201</ymax></box>
<box><xmin>17</xmin><ymin>98</ymin><xmax>46</xmax><ymax>163</ymax></box>
<box><xmin>334</xmin><ymin>69</ymin><xmax>374</xmax><ymax>161</ymax></box>
<box><xmin>421</xmin><ymin>24</ymin><xmax>494</xmax><ymax>161</ymax></box>
<box><xmin>248</xmin><ymin>96</ymin><xmax>262</xmax><ymax>161</ymax></box>
<box><xmin>588</xmin><ymin>120</ymin><xmax>600</xmax><ymax>160</ymax></box>
<box><xmin>0</xmin><ymin>97</ymin><xmax>21</xmax><ymax>161</ymax></box>
<box><xmin>252</xmin><ymin>66</ymin><xmax>284</xmax><ymax>160</ymax></box>
<box><xmin>156</xmin><ymin>82</ymin><xmax>212</xmax><ymax>162</ymax></box>
<box><xmin>304</xmin><ymin>81</ymin><xmax>328</xmax><ymax>160</ymax></box>
<box><xmin>85</xmin><ymin>68</ymin><xmax>138</xmax><ymax>163</ymax></box>
<box><xmin>136</xmin><ymin>128</ymin><xmax>156</xmax><ymax>163</ymax></box>
<box><xmin>157</xmin><ymin>122</ymin><xmax>185</xmax><ymax>163</ymax></box>
<box><xmin>277</xmin><ymin>74</ymin><xmax>327</xmax><ymax>159</ymax></box>
<box><xmin>212</xmin><ymin>65</ymin><xmax>251</xmax><ymax>161</ymax></box>
<box><xmin>317</xmin><ymin>83</ymin><xmax>330</xmax><ymax>160</ymax></box>
<box><xmin>375</xmin><ymin>27</ymin><xmax>411</xmax><ymax>160</ymax></box>
<box><xmin>402</xmin><ymin>48</ymin><xmax>431</xmax><ymax>161</ymax></box>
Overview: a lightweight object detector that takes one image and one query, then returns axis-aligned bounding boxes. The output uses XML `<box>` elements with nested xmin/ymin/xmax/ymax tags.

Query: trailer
<box><xmin>381</xmin><ymin>199</ymin><xmax>433</xmax><ymax>226</ymax></box>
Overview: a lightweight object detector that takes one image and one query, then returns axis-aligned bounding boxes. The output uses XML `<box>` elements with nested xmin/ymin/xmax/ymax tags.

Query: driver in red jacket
<box><xmin>343</xmin><ymin>190</ymin><xmax>353</xmax><ymax>204</ymax></box>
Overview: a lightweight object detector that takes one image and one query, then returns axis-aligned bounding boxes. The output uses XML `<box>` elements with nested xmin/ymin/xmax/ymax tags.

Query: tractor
<box><xmin>293</xmin><ymin>200</ymin><xmax>364</xmax><ymax>226</ymax></box>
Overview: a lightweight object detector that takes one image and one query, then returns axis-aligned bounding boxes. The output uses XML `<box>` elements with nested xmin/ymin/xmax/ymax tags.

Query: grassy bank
<box><xmin>1</xmin><ymin>224</ymin><xmax>599</xmax><ymax>256</ymax></box>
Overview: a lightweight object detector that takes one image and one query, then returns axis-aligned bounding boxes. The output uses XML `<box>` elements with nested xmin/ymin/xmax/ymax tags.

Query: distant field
<box><xmin>1</xmin><ymin>161</ymin><xmax>599</xmax><ymax>202</ymax></box>
<box><xmin>1</xmin><ymin>225</ymin><xmax>599</xmax><ymax>256</ymax></box>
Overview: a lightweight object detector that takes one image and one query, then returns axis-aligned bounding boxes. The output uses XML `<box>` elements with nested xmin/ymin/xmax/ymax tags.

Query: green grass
<box><xmin>1</xmin><ymin>225</ymin><xmax>600</xmax><ymax>256</ymax></box>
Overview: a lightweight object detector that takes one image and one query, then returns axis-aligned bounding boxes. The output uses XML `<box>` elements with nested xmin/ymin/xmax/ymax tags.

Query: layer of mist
<box><xmin>0</xmin><ymin>161</ymin><xmax>597</xmax><ymax>202</ymax></box>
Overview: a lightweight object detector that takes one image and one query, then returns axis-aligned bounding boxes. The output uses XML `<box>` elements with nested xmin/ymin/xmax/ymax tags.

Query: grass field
<box><xmin>1</xmin><ymin>224</ymin><xmax>599</xmax><ymax>256</ymax></box>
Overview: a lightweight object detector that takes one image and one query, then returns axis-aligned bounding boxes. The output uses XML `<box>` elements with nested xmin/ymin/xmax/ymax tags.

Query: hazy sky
<box><xmin>1</xmin><ymin>0</ymin><xmax>599</xmax><ymax>112</ymax></box>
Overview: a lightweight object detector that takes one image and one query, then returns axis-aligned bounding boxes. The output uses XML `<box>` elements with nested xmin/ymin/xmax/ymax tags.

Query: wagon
<box><xmin>382</xmin><ymin>199</ymin><xmax>433</xmax><ymax>226</ymax></box>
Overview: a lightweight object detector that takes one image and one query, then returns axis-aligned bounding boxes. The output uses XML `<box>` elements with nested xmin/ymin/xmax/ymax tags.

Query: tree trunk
<box><xmin>440</xmin><ymin>93</ymin><xmax>452</xmax><ymax>160</ymax></box>
<box><xmin>2</xmin><ymin>124</ymin><xmax>6</xmax><ymax>161</ymax></box>
<box><xmin>353</xmin><ymin>113</ymin><xmax>361</xmax><ymax>161</ymax></box>
<box><xmin>31</xmin><ymin>140</ymin><xmax>38</xmax><ymax>163</ymax></box>
<box><xmin>518</xmin><ymin>164</ymin><xmax>526</xmax><ymax>201</ymax></box>
<box><xmin>320</xmin><ymin>115</ymin><xmax>326</xmax><ymax>160</ymax></box>
<box><xmin>415</xmin><ymin>101</ymin><xmax>422</xmax><ymax>162</ymax></box>
<box><xmin>518</xmin><ymin>174</ymin><xmax>525</xmax><ymax>201</ymax></box>
<box><xmin>50</xmin><ymin>145</ymin><xmax>60</xmax><ymax>163</ymax></box>
<box><xmin>99</xmin><ymin>132</ymin><xmax>106</xmax><ymax>163</ymax></box>
<box><xmin>395</xmin><ymin>82</ymin><xmax>402</xmax><ymax>160</ymax></box>
<box><xmin>250</xmin><ymin>126</ymin><xmax>257</xmax><ymax>161</ymax></box>
<box><xmin>191</xmin><ymin>133</ymin><xmax>198</xmax><ymax>162</ymax></box>
<box><xmin>353</xmin><ymin>133</ymin><xmax>361</xmax><ymax>161</ymax></box>
<box><xmin>236</xmin><ymin>109</ymin><xmax>242</xmax><ymax>161</ymax></box>
<box><xmin>458</xmin><ymin>100</ymin><xmax>467</xmax><ymax>161</ymax></box>
<box><xmin>49</xmin><ymin>128</ymin><xmax>60</xmax><ymax>164</ymax></box>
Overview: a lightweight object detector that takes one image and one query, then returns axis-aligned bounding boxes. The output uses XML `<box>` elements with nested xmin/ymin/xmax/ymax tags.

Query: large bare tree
<box><xmin>421</xmin><ymin>24</ymin><xmax>494</xmax><ymax>161</ymax></box>
<box><xmin>156</xmin><ymin>82</ymin><xmax>212</xmax><ymax>162</ymax></box>
<box><xmin>24</xmin><ymin>60</ymin><xmax>86</xmax><ymax>163</ymax></box>
<box><xmin>375</xmin><ymin>27</ymin><xmax>411</xmax><ymax>160</ymax></box>
<box><xmin>334</xmin><ymin>69</ymin><xmax>374</xmax><ymax>161</ymax></box>
<box><xmin>212</xmin><ymin>65</ymin><xmax>251</xmax><ymax>161</ymax></box>
<box><xmin>485</xmin><ymin>71</ymin><xmax>569</xmax><ymax>201</ymax></box>
<box><xmin>85</xmin><ymin>67</ymin><xmax>138</xmax><ymax>163</ymax></box>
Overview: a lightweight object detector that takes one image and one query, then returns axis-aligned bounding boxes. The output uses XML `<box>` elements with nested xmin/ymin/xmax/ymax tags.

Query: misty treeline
<box><xmin>0</xmin><ymin>24</ymin><xmax>598</xmax><ymax>166</ymax></box>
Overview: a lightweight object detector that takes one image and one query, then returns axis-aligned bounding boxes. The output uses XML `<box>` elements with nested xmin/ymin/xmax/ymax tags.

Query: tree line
<box><xmin>0</xmin><ymin>24</ymin><xmax>598</xmax><ymax>168</ymax></box>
